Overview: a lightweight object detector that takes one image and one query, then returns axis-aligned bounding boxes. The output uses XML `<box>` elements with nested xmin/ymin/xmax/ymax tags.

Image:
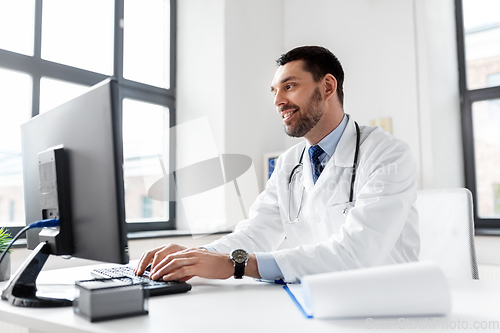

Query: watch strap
<box><xmin>234</xmin><ymin>262</ymin><xmax>245</xmax><ymax>279</ymax></box>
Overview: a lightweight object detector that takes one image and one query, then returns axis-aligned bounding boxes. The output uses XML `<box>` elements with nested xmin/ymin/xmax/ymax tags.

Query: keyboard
<box><xmin>91</xmin><ymin>266</ymin><xmax>192</xmax><ymax>297</ymax></box>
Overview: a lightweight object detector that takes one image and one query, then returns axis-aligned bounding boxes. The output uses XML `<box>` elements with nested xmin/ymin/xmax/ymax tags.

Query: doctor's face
<box><xmin>271</xmin><ymin>60</ymin><xmax>325</xmax><ymax>138</ymax></box>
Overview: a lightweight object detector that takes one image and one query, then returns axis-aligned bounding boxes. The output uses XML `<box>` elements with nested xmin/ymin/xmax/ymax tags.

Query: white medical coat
<box><xmin>206</xmin><ymin>117</ymin><xmax>420</xmax><ymax>282</ymax></box>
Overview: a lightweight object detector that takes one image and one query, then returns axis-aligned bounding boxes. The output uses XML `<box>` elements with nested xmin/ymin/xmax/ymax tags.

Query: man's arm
<box><xmin>135</xmin><ymin>244</ymin><xmax>261</xmax><ymax>281</ymax></box>
<box><xmin>273</xmin><ymin>134</ymin><xmax>419</xmax><ymax>282</ymax></box>
<box><xmin>134</xmin><ymin>147</ymin><xmax>294</xmax><ymax>281</ymax></box>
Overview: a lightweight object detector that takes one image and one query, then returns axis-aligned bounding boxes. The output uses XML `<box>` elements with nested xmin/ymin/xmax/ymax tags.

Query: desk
<box><xmin>0</xmin><ymin>265</ymin><xmax>499</xmax><ymax>333</ymax></box>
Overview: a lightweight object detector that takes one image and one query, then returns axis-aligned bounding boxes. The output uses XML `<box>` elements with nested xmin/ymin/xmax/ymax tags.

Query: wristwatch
<box><xmin>230</xmin><ymin>249</ymin><xmax>249</xmax><ymax>279</ymax></box>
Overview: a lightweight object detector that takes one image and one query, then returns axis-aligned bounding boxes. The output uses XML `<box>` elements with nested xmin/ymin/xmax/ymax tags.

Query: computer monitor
<box><xmin>2</xmin><ymin>78</ymin><xmax>129</xmax><ymax>307</ymax></box>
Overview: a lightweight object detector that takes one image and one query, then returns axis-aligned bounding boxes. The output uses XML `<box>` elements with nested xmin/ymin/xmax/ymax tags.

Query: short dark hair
<box><xmin>276</xmin><ymin>46</ymin><xmax>344</xmax><ymax>106</ymax></box>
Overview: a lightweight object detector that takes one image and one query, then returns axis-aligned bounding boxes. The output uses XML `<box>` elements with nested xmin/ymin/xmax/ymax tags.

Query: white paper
<box><xmin>297</xmin><ymin>261</ymin><xmax>451</xmax><ymax>319</ymax></box>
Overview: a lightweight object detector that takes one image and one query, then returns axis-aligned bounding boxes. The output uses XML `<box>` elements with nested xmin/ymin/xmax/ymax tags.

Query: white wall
<box><xmin>414</xmin><ymin>0</ymin><xmax>464</xmax><ymax>189</ymax></box>
<box><xmin>176</xmin><ymin>0</ymin><xmax>284</xmax><ymax>232</ymax></box>
<box><xmin>224</xmin><ymin>0</ymin><xmax>286</xmax><ymax>181</ymax></box>
<box><xmin>282</xmin><ymin>0</ymin><xmax>422</xmax><ymax>161</ymax></box>
<box><xmin>176</xmin><ymin>0</ymin><xmax>226</xmax><ymax>231</ymax></box>
<box><xmin>176</xmin><ymin>0</ymin><xmax>464</xmax><ymax>231</ymax></box>
<box><xmin>281</xmin><ymin>0</ymin><xmax>463</xmax><ymax>189</ymax></box>
<box><xmin>176</xmin><ymin>0</ymin><xmax>225</xmax><ymax>148</ymax></box>
<box><xmin>223</xmin><ymin>1</ymin><xmax>286</xmax><ymax>224</ymax></box>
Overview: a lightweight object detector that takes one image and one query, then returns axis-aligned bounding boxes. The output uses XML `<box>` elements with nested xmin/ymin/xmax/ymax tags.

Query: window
<box><xmin>0</xmin><ymin>68</ymin><xmax>31</xmax><ymax>230</ymax></box>
<box><xmin>41</xmin><ymin>0</ymin><xmax>115</xmax><ymax>74</ymax></box>
<box><xmin>9</xmin><ymin>201</ymin><xmax>15</xmax><ymax>222</ymax></box>
<box><xmin>122</xmin><ymin>98</ymin><xmax>170</xmax><ymax>224</ymax></box>
<box><xmin>494</xmin><ymin>184</ymin><xmax>500</xmax><ymax>215</ymax></box>
<box><xmin>456</xmin><ymin>0</ymin><xmax>500</xmax><ymax>231</ymax></box>
<box><xmin>141</xmin><ymin>196</ymin><xmax>154</xmax><ymax>219</ymax></box>
<box><xmin>0</xmin><ymin>0</ymin><xmax>177</xmax><ymax>237</ymax></box>
<box><xmin>123</xmin><ymin>0</ymin><xmax>171</xmax><ymax>88</ymax></box>
<box><xmin>0</xmin><ymin>1</ymin><xmax>35</xmax><ymax>55</ymax></box>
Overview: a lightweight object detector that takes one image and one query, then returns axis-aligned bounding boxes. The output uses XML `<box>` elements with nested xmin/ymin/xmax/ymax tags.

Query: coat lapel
<box><xmin>333</xmin><ymin>115</ymin><xmax>357</xmax><ymax>168</ymax></box>
<box><xmin>307</xmin><ymin>115</ymin><xmax>358</xmax><ymax>200</ymax></box>
<box><xmin>302</xmin><ymin>146</ymin><xmax>315</xmax><ymax>194</ymax></box>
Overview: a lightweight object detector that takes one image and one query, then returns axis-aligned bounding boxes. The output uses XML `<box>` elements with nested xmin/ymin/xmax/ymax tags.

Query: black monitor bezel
<box><xmin>20</xmin><ymin>78</ymin><xmax>128</xmax><ymax>264</ymax></box>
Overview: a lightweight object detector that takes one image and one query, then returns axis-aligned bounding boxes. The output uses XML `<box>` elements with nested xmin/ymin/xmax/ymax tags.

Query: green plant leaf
<box><xmin>0</xmin><ymin>227</ymin><xmax>13</xmax><ymax>254</ymax></box>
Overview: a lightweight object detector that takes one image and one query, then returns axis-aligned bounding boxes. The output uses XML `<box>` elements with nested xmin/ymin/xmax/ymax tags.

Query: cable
<box><xmin>0</xmin><ymin>218</ymin><xmax>60</xmax><ymax>266</ymax></box>
<box><xmin>28</xmin><ymin>218</ymin><xmax>60</xmax><ymax>229</ymax></box>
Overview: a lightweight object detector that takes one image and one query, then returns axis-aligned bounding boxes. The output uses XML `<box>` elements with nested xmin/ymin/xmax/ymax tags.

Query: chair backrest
<box><xmin>416</xmin><ymin>188</ymin><xmax>479</xmax><ymax>279</ymax></box>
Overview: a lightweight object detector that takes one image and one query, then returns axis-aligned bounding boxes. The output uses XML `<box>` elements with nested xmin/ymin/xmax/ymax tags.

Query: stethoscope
<box><xmin>287</xmin><ymin>121</ymin><xmax>360</xmax><ymax>223</ymax></box>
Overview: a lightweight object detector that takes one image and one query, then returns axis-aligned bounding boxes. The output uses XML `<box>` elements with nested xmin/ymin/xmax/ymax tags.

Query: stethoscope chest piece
<box><xmin>342</xmin><ymin>203</ymin><xmax>354</xmax><ymax>217</ymax></box>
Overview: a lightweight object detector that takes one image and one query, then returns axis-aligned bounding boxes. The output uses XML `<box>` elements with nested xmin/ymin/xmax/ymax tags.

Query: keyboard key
<box><xmin>91</xmin><ymin>266</ymin><xmax>192</xmax><ymax>297</ymax></box>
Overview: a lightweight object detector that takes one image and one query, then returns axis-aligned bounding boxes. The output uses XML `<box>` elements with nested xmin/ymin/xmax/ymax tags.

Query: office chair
<box><xmin>416</xmin><ymin>188</ymin><xmax>479</xmax><ymax>279</ymax></box>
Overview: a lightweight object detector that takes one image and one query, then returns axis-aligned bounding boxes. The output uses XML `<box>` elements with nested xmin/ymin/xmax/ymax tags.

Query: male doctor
<box><xmin>135</xmin><ymin>46</ymin><xmax>419</xmax><ymax>283</ymax></box>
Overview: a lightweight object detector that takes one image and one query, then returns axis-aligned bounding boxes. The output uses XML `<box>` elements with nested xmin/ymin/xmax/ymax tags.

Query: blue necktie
<box><xmin>309</xmin><ymin>145</ymin><xmax>324</xmax><ymax>184</ymax></box>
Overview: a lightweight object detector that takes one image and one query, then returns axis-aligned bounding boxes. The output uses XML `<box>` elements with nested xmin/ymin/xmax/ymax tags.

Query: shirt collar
<box><xmin>305</xmin><ymin>113</ymin><xmax>348</xmax><ymax>159</ymax></box>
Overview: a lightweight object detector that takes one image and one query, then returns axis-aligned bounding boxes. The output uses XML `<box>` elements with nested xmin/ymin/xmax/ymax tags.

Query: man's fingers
<box><xmin>151</xmin><ymin>257</ymin><xmax>197</xmax><ymax>280</ymax></box>
<box><xmin>142</xmin><ymin>248</ymin><xmax>233</xmax><ymax>281</ymax></box>
<box><xmin>135</xmin><ymin>249</ymin><xmax>156</xmax><ymax>275</ymax></box>
<box><xmin>150</xmin><ymin>248</ymin><xmax>197</xmax><ymax>276</ymax></box>
<box><xmin>135</xmin><ymin>244</ymin><xmax>185</xmax><ymax>276</ymax></box>
<box><xmin>150</xmin><ymin>244</ymin><xmax>185</xmax><ymax>269</ymax></box>
<box><xmin>151</xmin><ymin>247</ymin><xmax>171</xmax><ymax>272</ymax></box>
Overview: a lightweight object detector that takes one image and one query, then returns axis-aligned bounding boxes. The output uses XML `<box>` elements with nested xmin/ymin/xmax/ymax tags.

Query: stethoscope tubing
<box><xmin>349</xmin><ymin>121</ymin><xmax>361</xmax><ymax>203</ymax></box>
<box><xmin>287</xmin><ymin>121</ymin><xmax>360</xmax><ymax>223</ymax></box>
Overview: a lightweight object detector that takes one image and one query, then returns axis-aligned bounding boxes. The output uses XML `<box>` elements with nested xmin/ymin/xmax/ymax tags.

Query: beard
<box><xmin>283</xmin><ymin>87</ymin><xmax>324</xmax><ymax>138</ymax></box>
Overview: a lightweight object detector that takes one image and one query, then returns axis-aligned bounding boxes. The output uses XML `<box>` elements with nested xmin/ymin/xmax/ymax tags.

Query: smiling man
<box><xmin>135</xmin><ymin>46</ymin><xmax>420</xmax><ymax>283</ymax></box>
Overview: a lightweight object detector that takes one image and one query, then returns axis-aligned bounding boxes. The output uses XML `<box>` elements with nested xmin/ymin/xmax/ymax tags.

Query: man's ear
<box><xmin>323</xmin><ymin>74</ymin><xmax>337</xmax><ymax>101</ymax></box>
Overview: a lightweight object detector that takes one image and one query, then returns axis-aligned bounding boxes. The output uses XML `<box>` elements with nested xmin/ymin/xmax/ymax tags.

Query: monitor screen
<box><xmin>21</xmin><ymin>78</ymin><xmax>128</xmax><ymax>264</ymax></box>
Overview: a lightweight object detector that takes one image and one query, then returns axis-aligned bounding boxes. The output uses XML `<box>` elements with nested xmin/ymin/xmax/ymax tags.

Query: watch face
<box><xmin>231</xmin><ymin>249</ymin><xmax>248</xmax><ymax>264</ymax></box>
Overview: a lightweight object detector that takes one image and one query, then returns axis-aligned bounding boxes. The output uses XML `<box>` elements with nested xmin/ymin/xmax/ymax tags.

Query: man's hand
<box><xmin>134</xmin><ymin>243</ymin><xmax>187</xmax><ymax>277</ymax></box>
<box><xmin>149</xmin><ymin>248</ymin><xmax>234</xmax><ymax>282</ymax></box>
<box><xmin>134</xmin><ymin>243</ymin><xmax>261</xmax><ymax>282</ymax></box>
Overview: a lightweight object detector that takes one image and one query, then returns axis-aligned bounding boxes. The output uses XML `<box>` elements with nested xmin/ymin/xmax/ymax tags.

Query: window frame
<box><xmin>455</xmin><ymin>0</ymin><xmax>500</xmax><ymax>233</ymax></box>
<box><xmin>0</xmin><ymin>0</ymin><xmax>177</xmax><ymax>237</ymax></box>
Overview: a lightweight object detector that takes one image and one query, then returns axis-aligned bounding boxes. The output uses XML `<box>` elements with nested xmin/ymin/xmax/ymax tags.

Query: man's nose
<box><xmin>274</xmin><ymin>89</ymin><xmax>286</xmax><ymax>108</ymax></box>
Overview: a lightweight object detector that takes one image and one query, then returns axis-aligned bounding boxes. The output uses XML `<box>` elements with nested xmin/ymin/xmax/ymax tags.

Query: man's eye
<box><xmin>286</xmin><ymin>84</ymin><xmax>294</xmax><ymax>90</ymax></box>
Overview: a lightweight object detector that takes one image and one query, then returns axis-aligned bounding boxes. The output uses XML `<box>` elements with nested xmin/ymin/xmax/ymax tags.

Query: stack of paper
<box><xmin>284</xmin><ymin>261</ymin><xmax>451</xmax><ymax>319</ymax></box>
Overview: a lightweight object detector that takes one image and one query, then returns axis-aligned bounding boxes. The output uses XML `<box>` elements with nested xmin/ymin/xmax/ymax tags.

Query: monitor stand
<box><xmin>1</xmin><ymin>242</ymin><xmax>73</xmax><ymax>307</ymax></box>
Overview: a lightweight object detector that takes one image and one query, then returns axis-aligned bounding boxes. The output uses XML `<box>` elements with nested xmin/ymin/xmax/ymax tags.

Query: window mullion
<box><xmin>114</xmin><ymin>0</ymin><xmax>124</xmax><ymax>82</ymax></box>
<box><xmin>469</xmin><ymin>86</ymin><xmax>500</xmax><ymax>103</ymax></box>
<box><xmin>37</xmin><ymin>59</ymin><xmax>108</xmax><ymax>86</ymax></box>
<box><xmin>455</xmin><ymin>0</ymin><xmax>467</xmax><ymax>97</ymax></box>
<box><xmin>34</xmin><ymin>0</ymin><xmax>42</xmax><ymax>59</ymax></box>
<box><xmin>31</xmin><ymin>74</ymin><xmax>41</xmax><ymax>117</ymax></box>
<box><xmin>170</xmin><ymin>0</ymin><xmax>177</xmax><ymax>91</ymax></box>
<box><xmin>31</xmin><ymin>0</ymin><xmax>43</xmax><ymax>116</ymax></box>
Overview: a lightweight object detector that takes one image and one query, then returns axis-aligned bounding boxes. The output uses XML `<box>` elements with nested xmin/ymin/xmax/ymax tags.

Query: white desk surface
<box><xmin>0</xmin><ymin>264</ymin><xmax>499</xmax><ymax>333</ymax></box>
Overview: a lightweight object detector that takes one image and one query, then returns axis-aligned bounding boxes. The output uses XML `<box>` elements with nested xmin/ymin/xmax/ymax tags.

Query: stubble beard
<box><xmin>283</xmin><ymin>87</ymin><xmax>324</xmax><ymax>138</ymax></box>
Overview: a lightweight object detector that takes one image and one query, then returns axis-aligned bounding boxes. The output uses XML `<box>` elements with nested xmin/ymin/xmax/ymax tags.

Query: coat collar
<box><xmin>333</xmin><ymin>114</ymin><xmax>358</xmax><ymax>168</ymax></box>
<box><xmin>301</xmin><ymin>114</ymin><xmax>357</xmax><ymax>193</ymax></box>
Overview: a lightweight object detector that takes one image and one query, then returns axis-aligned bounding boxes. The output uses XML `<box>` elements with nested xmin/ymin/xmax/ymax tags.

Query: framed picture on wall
<box><xmin>263</xmin><ymin>152</ymin><xmax>283</xmax><ymax>189</ymax></box>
